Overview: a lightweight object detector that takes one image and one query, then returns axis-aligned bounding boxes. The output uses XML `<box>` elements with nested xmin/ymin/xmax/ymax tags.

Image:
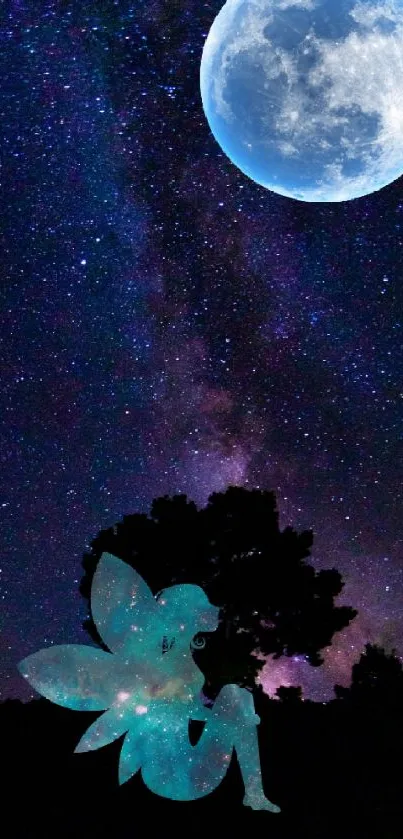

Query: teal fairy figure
<box><xmin>18</xmin><ymin>552</ymin><xmax>280</xmax><ymax>812</ymax></box>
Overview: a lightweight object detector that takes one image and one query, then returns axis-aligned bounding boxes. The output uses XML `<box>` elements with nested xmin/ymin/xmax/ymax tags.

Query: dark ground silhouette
<box><xmin>2</xmin><ymin>681</ymin><xmax>402</xmax><ymax>839</ymax></box>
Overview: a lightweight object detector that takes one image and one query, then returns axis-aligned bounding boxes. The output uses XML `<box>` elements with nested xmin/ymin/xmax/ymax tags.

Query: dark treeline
<box><xmin>1</xmin><ymin>683</ymin><xmax>402</xmax><ymax>838</ymax></box>
<box><xmin>4</xmin><ymin>488</ymin><xmax>402</xmax><ymax>837</ymax></box>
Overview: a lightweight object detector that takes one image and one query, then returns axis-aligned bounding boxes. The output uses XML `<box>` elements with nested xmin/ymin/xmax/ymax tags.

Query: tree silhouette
<box><xmin>334</xmin><ymin>643</ymin><xmax>403</xmax><ymax>710</ymax></box>
<box><xmin>80</xmin><ymin>486</ymin><xmax>357</xmax><ymax>694</ymax></box>
<box><xmin>275</xmin><ymin>685</ymin><xmax>303</xmax><ymax>703</ymax></box>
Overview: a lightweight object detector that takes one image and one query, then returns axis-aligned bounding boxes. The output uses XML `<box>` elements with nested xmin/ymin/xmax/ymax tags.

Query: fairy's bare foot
<box><xmin>243</xmin><ymin>793</ymin><xmax>281</xmax><ymax>813</ymax></box>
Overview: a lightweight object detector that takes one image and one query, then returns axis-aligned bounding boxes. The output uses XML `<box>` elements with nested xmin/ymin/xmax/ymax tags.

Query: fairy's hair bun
<box><xmin>190</xmin><ymin>635</ymin><xmax>206</xmax><ymax>651</ymax></box>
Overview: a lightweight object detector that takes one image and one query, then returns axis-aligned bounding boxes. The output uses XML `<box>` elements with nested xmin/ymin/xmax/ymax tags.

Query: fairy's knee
<box><xmin>216</xmin><ymin>684</ymin><xmax>252</xmax><ymax>706</ymax></box>
<box><xmin>213</xmin><ymin>685</ymin><xmax>257</xmax><ymax>723</ymax></box>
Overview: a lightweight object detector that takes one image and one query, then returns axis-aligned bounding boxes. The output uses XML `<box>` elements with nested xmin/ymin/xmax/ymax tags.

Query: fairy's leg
<box><xmin>235</xmin><ymin>722</ymin><xmax>281</xmax><ymax>812</ymax></box>
<box><xmin>132</xmin><ymin>697</ymin><xmax>234</xmax><ymax>801</ymax></box>
<box><xmin>208</xmin><ymin>685</ymin><xmax>281</xmax><ymax>813</ymax></box>
<box><xmin>134</xmin><ymin>687</ymin><xmax>280</xmax><ymax>807</ymax></box>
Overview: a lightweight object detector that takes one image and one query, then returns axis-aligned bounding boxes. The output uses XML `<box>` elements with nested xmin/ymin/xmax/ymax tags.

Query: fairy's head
<box><xmin>155</xmin><ymin>583</ymin><xmax>219</xmax><ymax>650</ymax></box>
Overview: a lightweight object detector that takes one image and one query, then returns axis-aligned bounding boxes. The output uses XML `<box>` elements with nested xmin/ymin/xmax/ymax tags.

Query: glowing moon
<box><xmin>200</xmin><ymin>0</ymin><xmax>403</xmax><ymax>202</ymax></box>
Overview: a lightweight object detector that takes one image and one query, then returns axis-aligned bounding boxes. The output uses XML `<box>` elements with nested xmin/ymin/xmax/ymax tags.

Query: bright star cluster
<box><xmin>1</xmin><ymin>0</ymin><xmax>402</xmax><ymax>704</ymax></box>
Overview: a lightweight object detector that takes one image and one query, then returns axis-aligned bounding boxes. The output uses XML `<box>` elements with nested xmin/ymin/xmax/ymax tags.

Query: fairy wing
<box><xmin>91</xmin><ymin>552</ymin><xmax>173</xmax><ymax>699</ymax></box>
<box><xmin>17</xmin><ymin>553</ymin><xmax>162</xmax><ymax>710</ymax></box>
<box><xmin>91</xmin><ymin>551</ymin><xmax>160</xmax><ymax>655</ymax></box>
<box><xmin>18</xmin><ymin>644</ymin><xmax>119</xmax><ymax>710</ymax></box>
<box><xmin>17</xmin><ymin>553</ymin><xmax>203</xmax><ymax>769</ymax></box>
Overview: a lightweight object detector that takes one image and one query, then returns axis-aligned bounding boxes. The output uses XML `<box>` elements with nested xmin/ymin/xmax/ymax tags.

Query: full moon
<box><xmin>200</xmin><ymin>0</ymin><xmax>403</xmax><ymax>202</ymax></box>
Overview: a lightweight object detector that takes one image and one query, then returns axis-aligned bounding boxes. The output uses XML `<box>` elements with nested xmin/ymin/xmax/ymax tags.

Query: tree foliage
<box><xmin>334</xmin><ymin>643</ymin><xmax>403</xmax><ymax>709</ymax></box>
<box><xmin>80</xmin><ymin>486</ymin><xmax>357</xmax><ymax>693</ymax></box>
<box><xmin>275</xmin><ymin>685</ymin><xmax>303</xmax><ymax>703</ymax></box>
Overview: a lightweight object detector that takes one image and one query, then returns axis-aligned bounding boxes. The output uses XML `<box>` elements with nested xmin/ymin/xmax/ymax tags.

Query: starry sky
<box><xmin>1</xmin><ymin>0</ymin><xmax>402</xmax><ymax>704</ymax></box>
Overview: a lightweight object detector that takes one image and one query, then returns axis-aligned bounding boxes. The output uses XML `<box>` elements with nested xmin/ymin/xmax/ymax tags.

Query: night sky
<box><xmin>1</xmin><ymin>0</ymin><xmax>402</xmax><ymax>704</ymax></box>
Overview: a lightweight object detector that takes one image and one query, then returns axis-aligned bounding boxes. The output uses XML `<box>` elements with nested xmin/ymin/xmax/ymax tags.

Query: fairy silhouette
<box><xmin>18</xmin><ymin>552</ymin><xmax>280</xmax><ymax>812</ymax></box>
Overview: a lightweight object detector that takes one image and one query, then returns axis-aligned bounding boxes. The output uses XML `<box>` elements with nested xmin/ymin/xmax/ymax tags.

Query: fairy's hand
<box><xmin>188</xmin><ymin>698</ymin><xmax>211</xmax><ymax>722</ymax></box>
